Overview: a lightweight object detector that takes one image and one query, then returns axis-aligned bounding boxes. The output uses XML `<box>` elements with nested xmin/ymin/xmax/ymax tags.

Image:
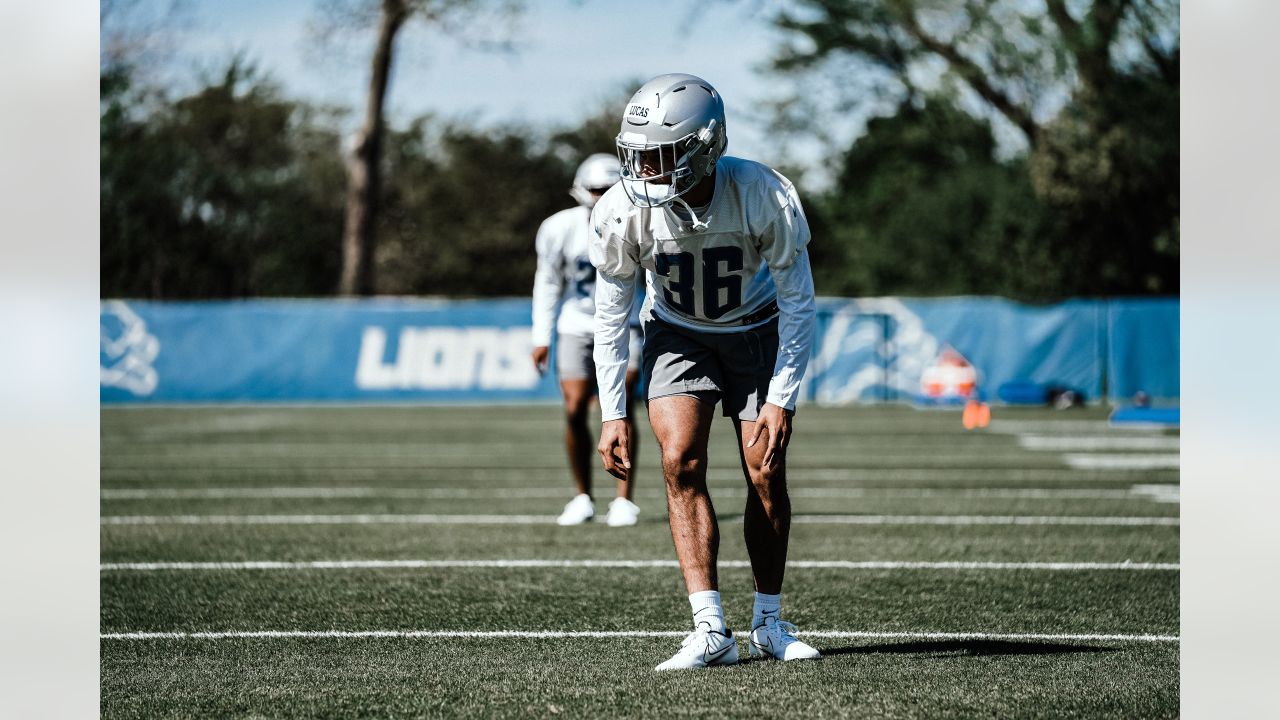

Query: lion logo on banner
<box><xmin>101</xmin><ymin>301</ymin><xmax>160</xmax><ymax>396</ymax></box>
<box><xmin>809</xmin><ymin>298</ymin><xmax>940</xmax><ymax>404</ymax></box>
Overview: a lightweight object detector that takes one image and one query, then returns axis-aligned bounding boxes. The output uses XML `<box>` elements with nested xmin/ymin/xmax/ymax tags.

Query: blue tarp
<box><xmin>806</xmin><ymin>297</ymin><xmax>1108</xmax><ymax>404</ymax></box>
<box><xmin>100</xmin><ymin>296</ymin><xmax>1178</xmax><ymax>405</ymax></box>
<box><xmin>1106</xmin><ymin>298</ymin><xmax>1180</xmax><ymax>401</ymax></box>
<box><xmin>100</xmin><ymin>298</ymin><xmax>558</xmax><ymax>403</ymax></box>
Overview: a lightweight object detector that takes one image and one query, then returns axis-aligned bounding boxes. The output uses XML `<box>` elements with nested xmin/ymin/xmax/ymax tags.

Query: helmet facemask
<box><xmin>616</xmin><ymin>119</ymin><xmax>721</xmax><ymax>210</ymax></box>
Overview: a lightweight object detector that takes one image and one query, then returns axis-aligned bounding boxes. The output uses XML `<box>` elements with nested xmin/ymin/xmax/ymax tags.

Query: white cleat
<box><xmin>748</xmin><ymin>619</ymin><xmax>822</xmax><ymax>662</ymax></box>
<box><xmin>605</xmin><ymin>497</ymin><xmax>640</xmax><ymax>527</ymax></box>
<box><xmin>556</xmin><ymin>494</ymin><xmax>594</xmax><ymax>525</ymax></box>
<box><xmin>655</xmin><ymin>627</ymin><xmax>739</xmax><ymax>671</ymax></box>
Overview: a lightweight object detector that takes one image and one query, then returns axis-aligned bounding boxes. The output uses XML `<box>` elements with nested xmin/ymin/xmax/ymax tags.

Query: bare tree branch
<box><xmin>1044</xmin><ymin>0</ymin><xmax>1083</xmax><ymax>50</ymax></box>
<box><xmin>330</xmin><ymin>0</ymin><xmax>524</xmax><ymax>296</ymax></box>
<box><xmin>1129</xmin><ymin>0</ymin><xmax>1178</xmax><ymax>83</ymax></box>
<box><xmin>894</xmin><ymin>3</ymin><xmax>1040</xmax><ymax>143</ymax></box>
<box><xmin>1046</xmin><ymin>0</ymin><xmax>1131</xmax><ymax>95</ymax></box>
<box><xmin>339</xmin><ymin>0</ymin><xmax>409</xmax><ymax>296</ymax></box>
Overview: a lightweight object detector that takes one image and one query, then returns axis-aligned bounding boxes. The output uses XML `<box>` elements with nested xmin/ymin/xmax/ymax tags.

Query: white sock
<box><xmin>688</xmin><ymin>590</ymin><xmax>727</xmax><ymax>633</ymax></box>
<box><xmin>753</xmin><ymin>592</ymin><xmax>781</xmax><ymax>629</ymax></box>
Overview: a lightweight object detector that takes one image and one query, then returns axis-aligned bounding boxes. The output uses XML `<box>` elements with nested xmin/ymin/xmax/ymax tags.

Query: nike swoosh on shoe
<box><xmin>702</xmin><ymin>642</ymin><xmax>734</xmax><ymax>664</ymax></box>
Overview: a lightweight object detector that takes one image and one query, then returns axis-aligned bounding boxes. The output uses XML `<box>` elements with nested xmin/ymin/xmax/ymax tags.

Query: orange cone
<box><xmin>963</xmin><ymin>400</ymin><xmax>991</xmax><ymax>430</ymax></box>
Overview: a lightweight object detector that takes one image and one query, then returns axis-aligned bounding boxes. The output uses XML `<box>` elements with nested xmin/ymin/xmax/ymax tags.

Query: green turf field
<box><xmin>101</xmin><ymin>405</ymin><xmax>1179</xmax><ymax>718</ymax></box>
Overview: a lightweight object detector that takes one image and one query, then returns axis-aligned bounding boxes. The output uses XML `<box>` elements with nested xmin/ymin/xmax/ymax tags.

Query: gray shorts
<box><xmin>642</xmin><ymin>316</ymin><xmax>779</xmax><ymax>421</ymax></box>
<box><xmin>557</xmin><ymin>328</ymin><xmax>642</xmax><ymax>381</ymax></box>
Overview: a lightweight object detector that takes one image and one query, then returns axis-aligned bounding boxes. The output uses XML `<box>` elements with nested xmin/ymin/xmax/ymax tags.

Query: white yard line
<box><xmin>99</xmin><ymin>468</ymin><xmax>1177</xmax><ymax>482</ymax></box>
<box><xmin>100</xmin><ymin>514</ymin><xmax>557</xmax><ymax>525</ymax></box>
<box><xmin>101</xmin><ymin>453</ymin><xmax>1169</xmax><ymax>467</ymax></box>
<box><xmin>991</xmin><ymin>419</ymin><xmax>1179</xmax><ymax>435</ymax></box>
<box><xmin>1129</xmin><ymin>484</ymin><xmax>1180</xmax><ymax>503</ymax></box>
<box><xmin>1018</xmin><ymin>435</ymin><xmax>1180</xmax><ymax>451</ymax></box>
<box><xmin>1063</xmin><ymin>454</ymin><xmax>1180</xmax><ymax>470</ymax></box>
<box><xmin>99</xmin><ymin>487</ymin><xmax>573</xmax><ymax>500</ymax></box>
<box><xmin>100</xmin><ymin>513</ymin><xmax>1179</xmax><ymax>526</ymax></box>
<box><xmin>1106</xmin><ymin>421</ymin><xmax>1180</xmax><ymax>431</ymax></box>
<box><xmin>791</xmin><ymin>515</ymin><xmax>1177</xmax><ymax>526</ymax></box>
<box><xmin>100</xmin><ymin>486</ymin><xmax>1179</xmax><ymax>501</ymax></box>
<box><xmin>988</xmin><ymin>420</ymin><xmax>1117</xmax><ymax>434</ymax></box>
<box><xmin>99</xmin><ymin>559</ymin><xmax>1179</xmax><ymax>572</ymax></box>
<box><xmin>99</xmin><ymin>629</ymin><xmax>1179</xmax><ymax>643</ymax></box>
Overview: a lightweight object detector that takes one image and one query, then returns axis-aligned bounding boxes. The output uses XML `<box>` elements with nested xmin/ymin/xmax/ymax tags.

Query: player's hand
<box><xmin>747</xmin><ymin>402</ymin><xmax>793</xmax><ymax>470</ymax></box>
<box><xmin>531</xmin><ymin>346</ymin><xmax>550</xmax><ymax>375</ymax></box>
<box><xmin>598</xmin><ymin>418</ymin><xmax>633</xmax><ymax>480</ymax></box>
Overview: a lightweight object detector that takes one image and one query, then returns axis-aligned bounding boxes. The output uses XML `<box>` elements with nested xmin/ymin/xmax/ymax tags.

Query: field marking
<box><xmin>1129</xmin><ymin>484</ymin><xmax>1180</xmax><ymax>503</ymax></box>
<box><xmin>99</xmin><ymin>468</ymin><xmax>1178</xmax><ymax>482</ymax></box>
<box><xmin>100</xmin><ymin>514</ymin><xmax>556</xmax><ymax>525</ymax></box>
<box><xmin>988</xmin><ymin>420</ymin><xmax>1117</xmax><ymax>434</ymax></box>
<box><xmin>100</xmin><ymin>559</ymin><xmax>1180</xmax><ymax>572</ymax></box>
<box><xmin>101</xmin><ymin>453</ymin><xmax>1151</xmax><ymax>467</ymax></box>
<box><xmin>1063</xmin><ymin>454</ymin><xmax>1180</xmax><ymax>470</ymax></box>
<box><xmin>791</xmin><ymin>515</ymin><xmax>1178</xmax><ymax>526</ymax></box>
<box><xmin>1106</xmin><ymin>421</ymin><xmax>1180</xmax><ymax>431</ymax></box>
<box><xmin>99</xmin><ymin>629</ymin><xmax>1179</xmax><ymax>643</ymax></box>
<box><xmin>1017</xmin><ymin>435</ymin><xmax>1181</xmax><ymax>452</ymax></box>
<box><xmin>99</xmin><ymin>486</ymin><xmax>1179</xmax><ymax>501</ymax></box>
<box><xmin>100</xmin><ymin>513</ymin><xmax>1178</xmax><ymax>526</ymax></box>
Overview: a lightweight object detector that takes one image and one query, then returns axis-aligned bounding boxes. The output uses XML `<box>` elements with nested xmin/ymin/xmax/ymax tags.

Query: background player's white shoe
<box><xmin>748</xmin><ymin>619</ymin><xmax>821</xmax><ymax>661</ymax></box>
<box><xmin>654</xmin><ymin>628</ymin><xmax>739</xmax><ymax>671</ymax></box>
<box><xmin>556</xmin><ymin>494</ymin><xmax>594</xmax><ymax>525</ymax></box>
<box><xmin>605</xmin><ymin>497</ymin><xmax>640</xmax><ymax>526</ymax></box>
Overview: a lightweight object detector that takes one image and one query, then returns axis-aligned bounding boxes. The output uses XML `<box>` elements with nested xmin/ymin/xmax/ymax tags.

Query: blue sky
<box><xmin>121</xmin><ymin>0</ymin><xmax>841</xmax><ymax>176</ymax></box>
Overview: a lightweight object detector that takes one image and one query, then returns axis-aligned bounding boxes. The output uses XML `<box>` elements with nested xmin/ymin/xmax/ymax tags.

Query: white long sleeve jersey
<box><xmin>588</xmin><ymin>156</ymin><xmax>817</xmax><ymax>422</ymax></box>
<box><xmin>531</xmin><ymin>206</ymin><xmax>599</xmax><ymax>346</ymax></box>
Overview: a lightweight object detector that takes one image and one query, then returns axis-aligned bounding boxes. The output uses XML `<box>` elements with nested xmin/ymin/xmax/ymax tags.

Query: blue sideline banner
<box><xmin>100</xmin><ymin>298</ymin><xmax>557</xmax><ymax>404</ymax></box>
<box><xmin>100</xmin><ymin>297</ymin><xmax>1178</xmax><ymax>405</ymax></box>
<box><xmin>1105</xmin><ymin>299</ymin><xmax>1180</xmax><ymax>401</ymax></box>
<box><xmin>806</xmin><ymin>297</ymin><xmax>1107</xmax><ymax>404</ymax></box>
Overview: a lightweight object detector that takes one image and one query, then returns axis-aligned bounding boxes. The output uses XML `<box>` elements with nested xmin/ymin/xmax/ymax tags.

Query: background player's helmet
<box><xmin>616</xmin><ymin>73</ymin><xmax>727</xmax><ymax>209</ymax></box>
<box><xmin>569</xmin><ymin>153</ymin><xmax>621</xmax><ymax>208</ymax></box>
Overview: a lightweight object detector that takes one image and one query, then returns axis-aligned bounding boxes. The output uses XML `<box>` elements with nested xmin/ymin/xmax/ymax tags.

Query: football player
<box><xmin>532</xmin><ymin>153</ymin><xmax>643</xmax><ymax>527</ymax></box>
<box><xmin>590</xmin><ymin>74</ymin><xmax>821</xmax><ymax>670</ymax></box>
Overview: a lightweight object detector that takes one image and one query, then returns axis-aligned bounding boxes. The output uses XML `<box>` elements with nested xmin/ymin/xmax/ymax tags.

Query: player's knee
<box><xmin>749</xmin><ymin>464</ymin><xmax>786</xmax><ymax>494</ymax></box>
<box><xmin>564</xmin><ymin>403</ymin><xmax>589</xmax><ymax>428</ymax></box>
<box><xmin>661</xmin><ymin>449</ymin><xmax>704</xmax><ymax>484</ymax></box>
<box><xmin>563</xmin><ymin>392</ymin><xmax>591</xmax><ymax>425</ymax></box>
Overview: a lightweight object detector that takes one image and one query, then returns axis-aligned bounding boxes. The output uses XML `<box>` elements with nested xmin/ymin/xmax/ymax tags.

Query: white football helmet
<box><xmin>616</xmin><ymin>73</ymin><xmax>727</xmax><ymax>215</ymax></box>
<box><xmin>569</xmin><ymin>153</ymin><xmax>621</xmax><ymax>208</ymax></box>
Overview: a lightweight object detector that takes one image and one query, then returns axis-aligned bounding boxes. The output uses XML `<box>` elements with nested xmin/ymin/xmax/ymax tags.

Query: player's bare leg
<box><xmin>556</xmin><ymin>378</ymin><xmax>597</xmax><ymax>525</ymax></box>
<box><xmin>735</xmin><ymin>414</ymin><xmax>819</xmax><ymax>661</ymax></box>
<box><xmin>647</xmin><ymin>394</ymin><xmax>736</xmax><ymax>670</ymax></box>
<box><xmin>648</xmin><ymin>395</ymin><xmax>718</xmax><ymax>592</ymax></box>
<box><xmin>733</xmin><ymin>418</ymin><xmax>790</xmax><ymax>594</ymax></box>
<box><xmin>561</xmin><ymin>378</ymin><xmax>595</xmax><ymax>497</ymax></box>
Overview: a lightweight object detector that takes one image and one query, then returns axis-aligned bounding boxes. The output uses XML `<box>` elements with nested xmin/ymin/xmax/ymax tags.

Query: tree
<box><xmin>101</xmin><ymin>60</ymin><xmax>631</xmax><ymax>300</ymax></box>
<box><xmin>809</xmin><ymin>95</ymin><xmax>1053</xmax><ymax>298</ymax></box>
<box><xmin>546</xmin><ymin>83</ymin><xmax>636</xmax><ymax>164</ymax></box>
<box><xmin>101</xmin><ymin>61</ymin><xmax>346</xmax><ymax>298</ymax></box>
<box><xmin>375</xmin><ymin>111</ymin><xmax>617</xmax><ymax>297</ymax></box>
<box><xmin>100</xmin><ymin>0</ymin><xmax>189</xmax><ymax>77</ymax></box>
<box><xmin>316</xmin><ymin>0</ymin><xmax>523</xmax><ymax>296</ymax></box>
<box><xmin>770</xmin><ymin>0</ymin><xmax>1179</xmax><ymax>296</ymax></box>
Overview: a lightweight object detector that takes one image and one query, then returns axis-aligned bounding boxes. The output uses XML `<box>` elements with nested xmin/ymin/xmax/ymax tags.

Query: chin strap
<box><xmin>672</xmin><ymin>194</ymin><xmax>709</xmax><ymax>232</ymax></box>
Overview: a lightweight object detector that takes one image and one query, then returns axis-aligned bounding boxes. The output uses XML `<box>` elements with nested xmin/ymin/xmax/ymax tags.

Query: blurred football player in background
<box><xmin>591</xmin><ymin>74</ymin><xmax>821</xmax><ymax>670</ymax></box>
<box><xmin>532</xmin><ymin>153</ymin><xmax>643</xmax><ymax>526</ymax></box>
